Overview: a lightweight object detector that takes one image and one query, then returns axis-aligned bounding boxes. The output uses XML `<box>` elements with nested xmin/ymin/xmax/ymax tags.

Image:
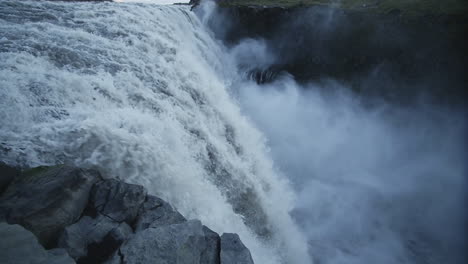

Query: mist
<box><xmin>197</xmin><ymin>1</ymin><xmax>467</xmax><ymax>263</ymax></box>
<box><xmin>235</xmin><ymin>75</ymin><xmax>467</xmax><ymax>264</ymax></box>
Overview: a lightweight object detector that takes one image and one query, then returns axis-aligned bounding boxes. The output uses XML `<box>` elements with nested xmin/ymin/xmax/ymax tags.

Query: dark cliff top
<box><xmin>219</xmin><ymin>0</ymin><xmax>468</xmax><ymax>17</ymax></box>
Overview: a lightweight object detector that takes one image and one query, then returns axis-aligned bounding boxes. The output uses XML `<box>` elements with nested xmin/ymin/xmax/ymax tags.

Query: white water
<box><xmin>0</xmin><ymin>1</ymin><xmax>309</xmax><ymax>263</ymax></box>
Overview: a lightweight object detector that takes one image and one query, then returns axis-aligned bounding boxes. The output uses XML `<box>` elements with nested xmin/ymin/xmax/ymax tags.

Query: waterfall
<box><xmin>0</xmin><ymin>1</ymin><xmax>311</xmax><ymax>263</ymax></box>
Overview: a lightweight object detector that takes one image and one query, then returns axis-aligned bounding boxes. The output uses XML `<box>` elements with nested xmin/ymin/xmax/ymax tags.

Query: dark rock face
<box><xmin>89</xmin><ymin>179</ymin><xmax>147</xmax><ymax>223</ymax></box>
<box><xmin>220</xmin><ymin>233</ymin><xmax>254</xmax><ymax>264</ymax></box>
<box><xmin>201</xmin><ymin>226</ymin><xmax>221</xmax><ymax>264</ymax></box>
<box><xmin>205</xmin><ymin>4</ymin><xmax>468</xmax><ymax>105</ymax></box>
<box><xmin>0</xmin><ymin>164</ymin><xmax>255</xmax><ymax>264</ymax></box>
<box><xmin>0</xmin><ymin>162</ymin><xmax>19</xmax><ymax>195</ymax></box>
<box><xmin>134</xmin><ymin>195</ymin><xmax>186</xmax><ymax>231</ymax></box>
<box><xmin>47</xmin><ymin>248</ymin><xmax>77</xmax><ymax>264</ymax></box>
<box><xmin>189</xmin><ymin>0</ymin><xmax>201</xmax><ymax>9</ymax></box>
<box><xmin>58</xmin><ymin>214</ymin><xmax>132</xmax><ymax>261</ymax></box>
<box><xmin>0</xmin><ymin>223</ymin><xmax>75</xmax><ymax>264</ymax></box>
<box><xmin>114</xmin><ymin>220</ymin><xmax>215</xmax><ymax>264</ymax></box>
<box><xmin>0</xmin><ymin>166</ymin><xmax>101</xmax><ymax>247</ymax></box>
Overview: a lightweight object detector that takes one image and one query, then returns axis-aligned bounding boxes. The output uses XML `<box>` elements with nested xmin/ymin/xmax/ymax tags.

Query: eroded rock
<box><xmin>201</xmin><ymin>226</ymin><xmax>221</xmax><ymax>264</ymax></box>
<box><xmin>0</xmin><ymin>165</ymin><xmax>254</xmax><ymax>264</ymax></box>
<box><xmin>89</xmin><ymin>179</ymin><xmax>146</xmax><ymax>223</ymax></box>
<box><xmin>220</xmin><ymin>233</ymin><xmax>254</xmax><ymax>264</ymax></box>
<box><xmin>0</xmin><ymin>165</ymin><xmax>101</xmax><ymax>247</ymax></box>
<box><xmin>116</xmin><ymin>220</ymin><xmax>210</xmax><ymax>264</ymax></box>
<box><xmin>0</xmin><ymin>162</ymin><xmax>19</xmax><ymax>195</ymax></box>
<box><xmin>134</xmin><ymin>195</ymin><xmax>186</xmax><ymax>232</ymax></box>
<box><xmin>0</xmin><ymin>223</ymin><xmax>75</xmax><ymax>264</ymax></box>
<box><xmin>59</xmin><ymin>214</ymin><xmax>118</xmax><ymax>259</ymax></box>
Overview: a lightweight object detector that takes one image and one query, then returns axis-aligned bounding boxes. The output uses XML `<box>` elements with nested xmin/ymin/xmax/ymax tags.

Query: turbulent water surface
<box><xmin>0</xmin><ymin>1</ymin><xmax>466</xmax><ymax>264</ymax></box>
<box><xmin>0</xmin><ymin>1</ymin><xmax>309</xmax><ymax>263</ymax></box>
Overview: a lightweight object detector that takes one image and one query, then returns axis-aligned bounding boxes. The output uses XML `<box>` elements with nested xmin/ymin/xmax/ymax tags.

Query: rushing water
<box><xmin>1</xmin><ymin>1</ymin><xmax>466</xmax><ymax>264</ymax></box>
<box><xmin>0</xmin><ymin>1</ymin><xmax>310</xmax><ymax>263</ymax></box>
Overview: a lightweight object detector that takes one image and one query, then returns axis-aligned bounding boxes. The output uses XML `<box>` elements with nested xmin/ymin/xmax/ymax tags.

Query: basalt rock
<box><xmin>0</xmin><ymin>223</ymin><xmax>75</xmax><ymax>264</ymax></box>
<box><xmin>0</xmin><ymin>165</ymin><xmax>101</xmax><ymax>248</ymax></box>
<box><xmin>0</xmin><ymin>164</ymin><xmax>255</xmax><ymax>264</ymax></box>
<box><xmin>89</xmin><ymin>179</ymin><xmax>147</xmax><ymax>223</ymax></box>
<box><xmin>220</xmin><ymin>233</ymin><xmax>254</xmax><ymax>264</ymax></box>
<box><xmin>134</xmin><ymin>195</ymin><xmax>186</xmax><ymax>232</ymax></box>
<box><xmin>0</xmin><ymin>162</ymin><xmax>19</xmax><ymax>195</ymax></box>
<box><xmin>58</xmin><ymin>214</ymin><xmax>132</xmax><ymax>261</ymax></box>
<box><xmin>201</xmin><ymin>225</ymin><xmax>221</xmax><ymax>264</ymax></box>
<box><xmin>112</xmin><ymin>220</ymin><xmax>217</xmax><ymax>264</ymax></box>
<box><xmin>204</xmin><ymin>1</ymin><xmax>468</xmax><ymax>105</ymax></box>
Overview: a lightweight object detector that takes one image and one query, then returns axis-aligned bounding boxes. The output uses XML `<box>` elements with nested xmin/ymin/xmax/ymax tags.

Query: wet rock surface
<box><xmin>114</xmin><ymin>220</ymin><xmax>208</xmax><ymax>264</ymax></box>
<box><xmin>134</xmin><ymin>195</ymin><xmax>186</xmax><ymax>232</ymax></box>
<box><xmin>0</xmin><ymin>163</ymin><xmax>254</xmax><ymax>263</ymax></box>
<box><xmin>89</xmin><ymin>179</ymin><xmax>147</xmax><ymax>223</ymax></box>
<box><xmin>221</xmin><ymin>233</ymin><xmax>255</xmax><ymax>264</ymax></box>
<box><xmin>0</xmin><ymin>223</ymin><xmax>75</xmax><ymax>264</ymax></box>
<box><xmin>0</xmin><ymin>165</ymin><xmax>101</xmax><ymax>247</ymax></box>
<box><xmin>0</xmin><ymin>162</ymin><xmax>19</xmax><ymax>195</ymax></box>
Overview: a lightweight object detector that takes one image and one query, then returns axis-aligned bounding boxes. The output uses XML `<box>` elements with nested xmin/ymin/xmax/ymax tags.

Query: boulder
<box><xmin>220</xmin><ymin>233</ymin><xmax>254</xmax><ymax>264</ymax></box>
<box><xmin>0</xmin><ymin>165</ymin><xmax>255</xmax><ymax>264</ymax></box>
<box><xmin>0</xmin><ymin>165</ymin><xmax>101</xmax><ymax>247</ymax></box>
<box><xmin>134</xmin><ymin>195</ymin><xmax>186</xmax><ymax>232</ymax></box>
<box><xmin>46</xmin><ymin>248</ymin><xmax>77</xmax><ymax>264</ymax></box>
<box><xmin>88</xmin><ymin>221</ymin><xmax>132</xmax><ymax>262</ymax></box>
<box><xmin>201</xmin><ymin>226</ymin><xmax>221</xmax><ymax>264</ymax></box>
<box><xmin>115</xmin><ymin>220</ymin><xmax>211</xmax><ymax>264</ymax></box>
<box><xmin>0</xmin><ymin>223</ymin><xmax>75</xmax><ymax>264</ymax></box>
<box><xmin>0</xmin><ymin>162</ymin><xmax>19</xmax><ymax>195</ymax></box>
<box><xmin>89</xmin><ymin>179</ymin><xmax>146</xmax><ymax>223</ymax></box>
<box><xmin>59</xmin><ymin>214</ymin><xmax>125</xmax><ymax>260</ymax></box>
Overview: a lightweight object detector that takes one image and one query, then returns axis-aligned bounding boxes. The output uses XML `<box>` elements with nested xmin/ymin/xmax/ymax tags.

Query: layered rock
<box><xmin>0</xmin><ymin>163</ymin><xmax>255</xmax><ymax>264</ymax></box>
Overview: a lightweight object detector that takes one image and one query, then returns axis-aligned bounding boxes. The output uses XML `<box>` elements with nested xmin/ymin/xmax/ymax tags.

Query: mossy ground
<box><xmin>221</xmin><ymin>0</ymin><xmax>468</xmax><ymax>16</ymax></box>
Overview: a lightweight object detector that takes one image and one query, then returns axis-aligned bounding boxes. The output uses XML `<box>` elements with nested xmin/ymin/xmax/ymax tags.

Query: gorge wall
<box><xmin>199</xmin><ymin>0</ymin><xmax>468</xmax><ymax>105</ymax></box>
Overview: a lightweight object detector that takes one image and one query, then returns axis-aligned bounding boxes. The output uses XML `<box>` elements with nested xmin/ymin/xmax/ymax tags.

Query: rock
<box><xmin>80</xmin><ymin>220</ymin><xmax>133</xmax><ymax>263</ymax></box>
<box><xmin>58</xmin><ymin>214</ymin><xmax>132</xmax><ymax>262</ymax></box>
<box><xmin>189</xmin><ymin>0</ymin><xmax>201</xmax><ymax>10</ymax></box>
<box><xmin>0</xmin><ymin>165</ymin><xmax>255</xmax><ymax>264</ymax></box>
<box><xmin>201</xmin><ymin>226</ymin><xmax>221</xmax><ymax>264</ymax></box>
<box><xmin>89</xmin><ymin>179</ymin><xmax>146</xmax><ymax>223</ymax></box>
<box><xmin>0</xmin><ymin>162</ymin><xmax>19</xmax><ymax>195</ymax></box>
<box><xmin>220</xmin><ymin>233</ymin><xmax>254</xmax><ymax>264</ymax></box>
<box><xmin>0</xmin><ymin>165</ymin><xmax>101</xmax><ymax>247</ymax></box>
<box><xmin>108</xmin><ymin>221</ymin><xmax>133</xmax><ymax>244</ymax></box>
<box><xmin>134</xmin><ymin>195</ymin><xmax>186</xmax><ymax>232</ymax></box>
<box><xmin>0</xmin><ymin>223</ymin><xmax>75</xmax><ymax>264</ymax></box>
<box><xmin>59</xmin><ymin>215</ymin><xmax>119</xmax><ymax>259</ymax></box>
<box><xmin>116</xmin><ymin>220</ymin><xmax>209</xmax><ymax>264</ymax></box>
<box><xmin>46</xmin><ymin>248</ymin><xmax>76</xmax><ymax>264</ymax></box>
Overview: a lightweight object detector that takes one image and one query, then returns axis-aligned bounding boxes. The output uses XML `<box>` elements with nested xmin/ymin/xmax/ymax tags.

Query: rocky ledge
<box><xmin>0</xmin><ymin>163</ymin><xmax>254</xmax><ymax>264</ymax></box>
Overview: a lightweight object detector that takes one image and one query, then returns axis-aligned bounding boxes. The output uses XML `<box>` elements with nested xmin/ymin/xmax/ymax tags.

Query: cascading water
<box><xmin>0</xmin><ymin>1</ymin><xmax>310</xmax><ymax>263</ymax></box>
